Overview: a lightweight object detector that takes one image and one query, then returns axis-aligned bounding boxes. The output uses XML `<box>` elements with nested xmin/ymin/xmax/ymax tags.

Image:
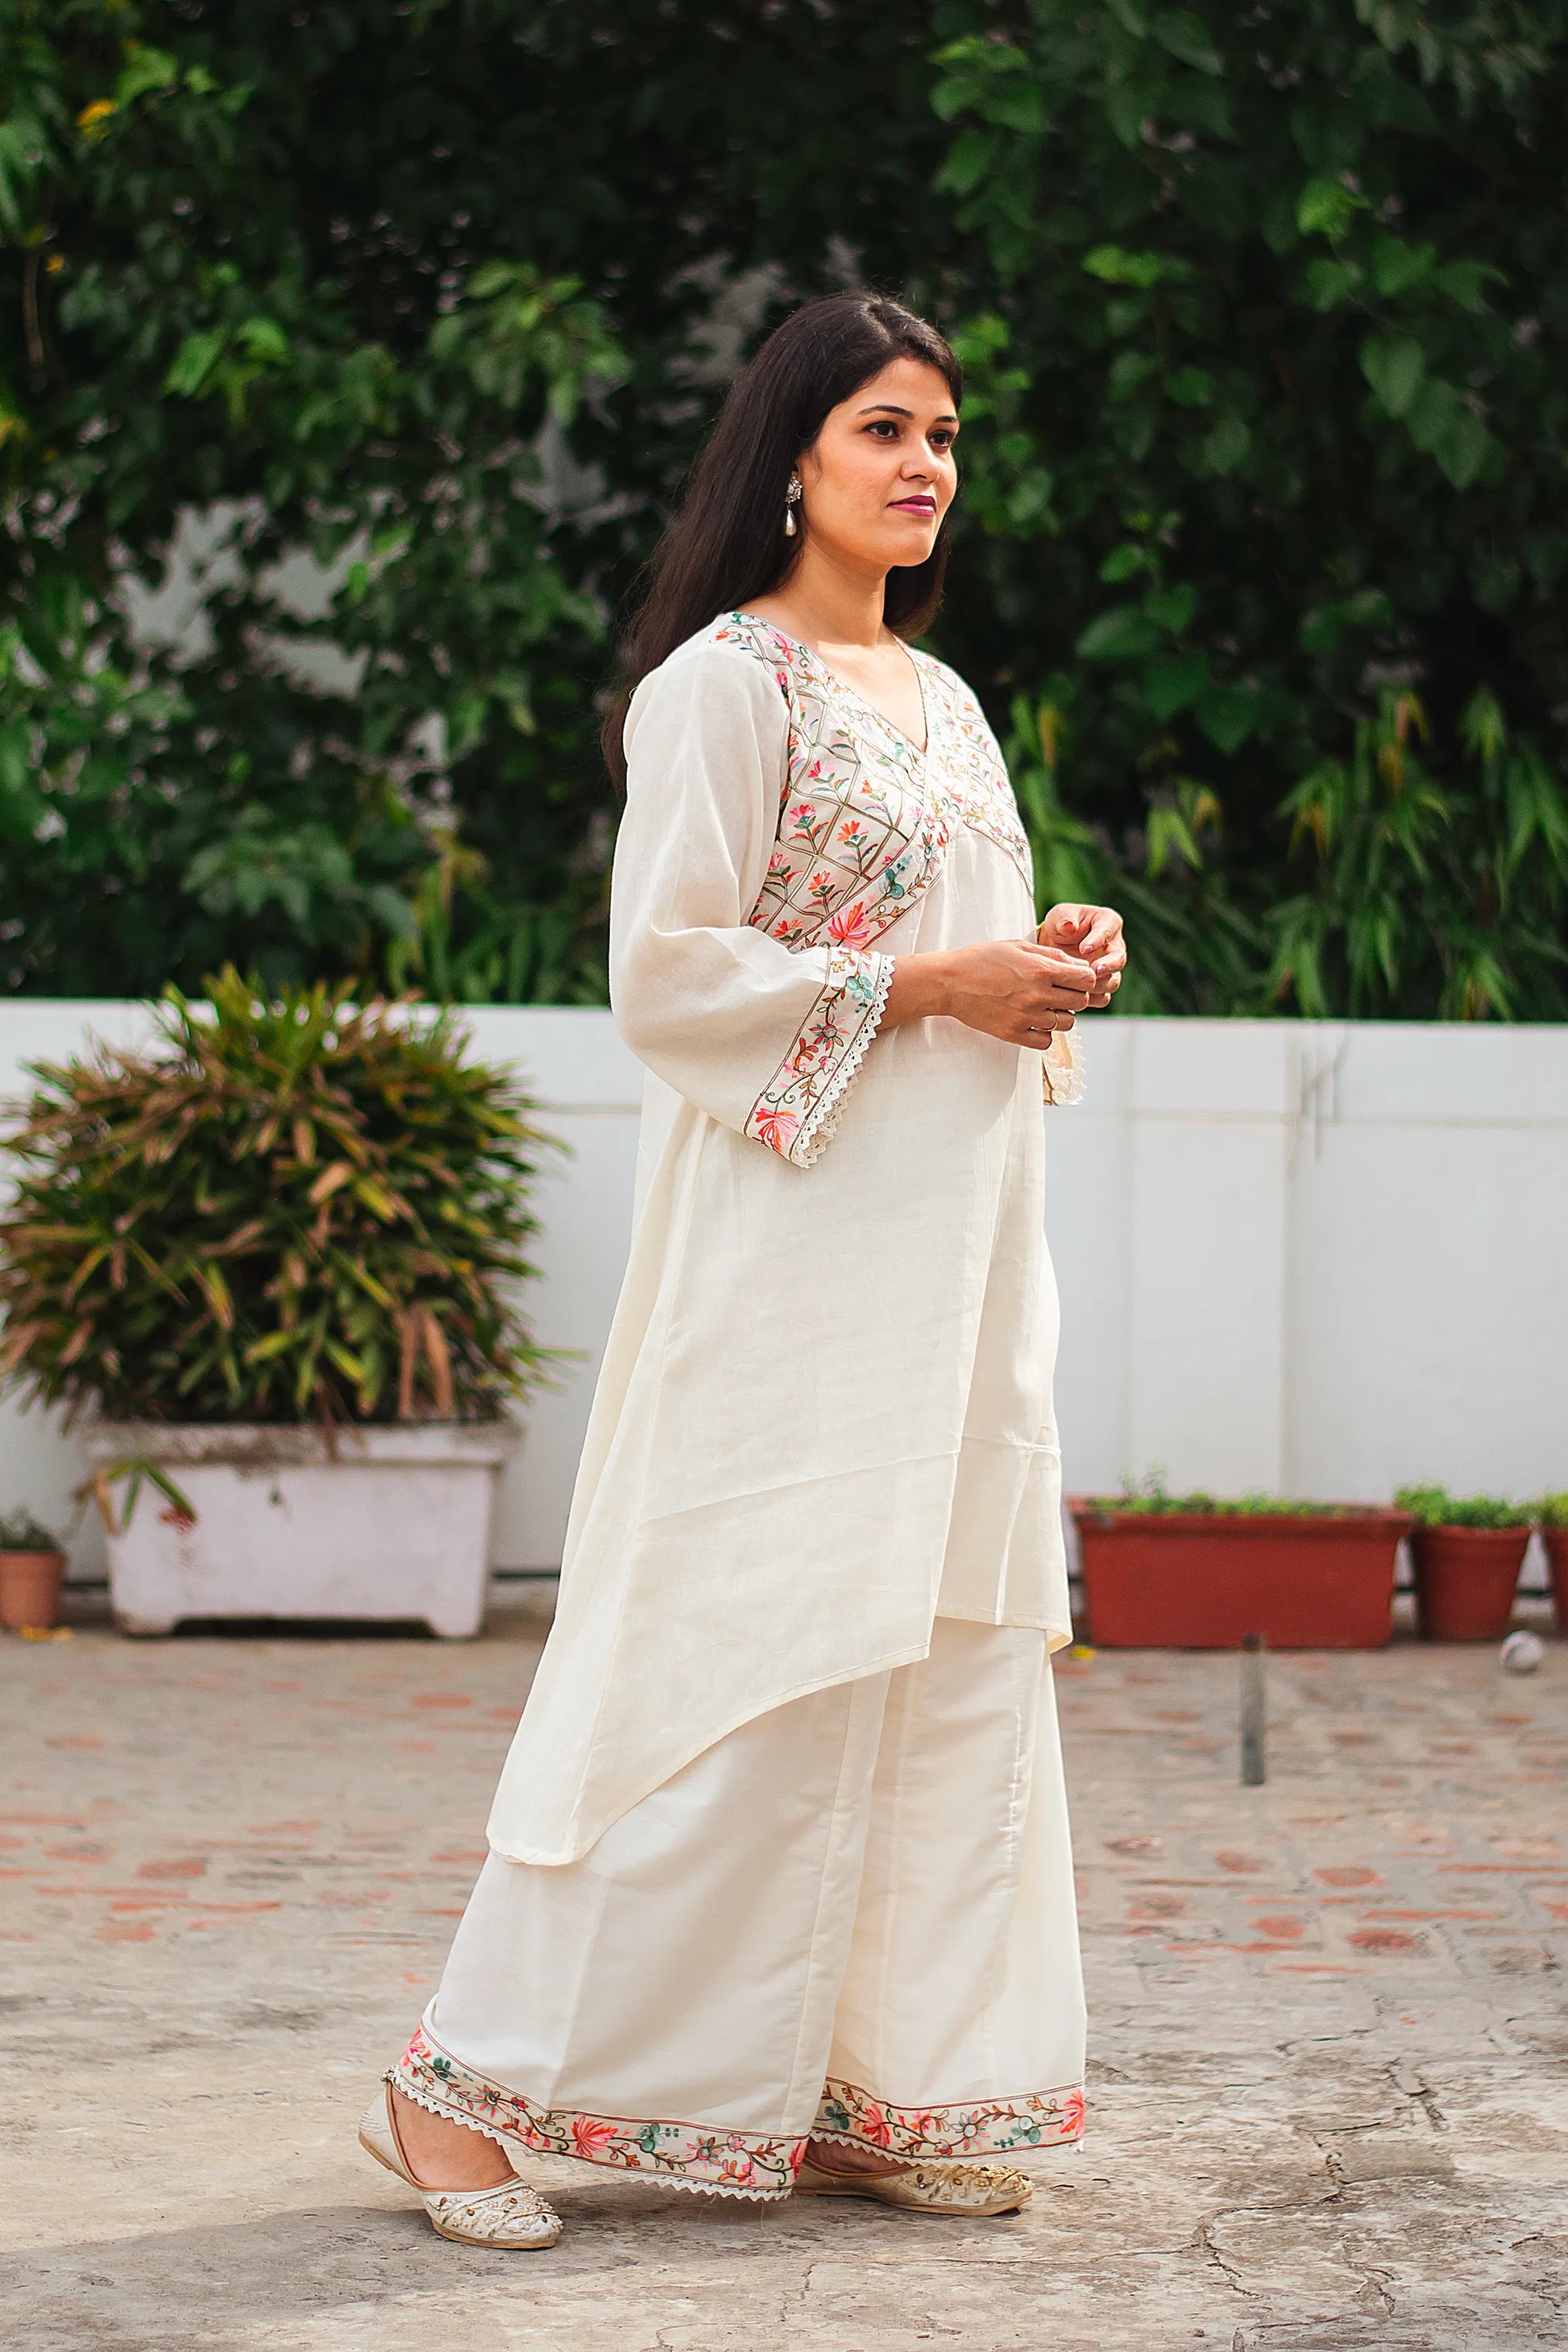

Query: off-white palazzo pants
<box><xmin>391</xmin><ymin>1620</ymin><xmax>1086</xmax><ymax>2201</ymax></box>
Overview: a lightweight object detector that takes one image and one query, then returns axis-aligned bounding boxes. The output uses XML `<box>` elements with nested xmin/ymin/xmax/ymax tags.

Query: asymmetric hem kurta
<box><xmin>487</xmin><ymin>613</ymin><xmax>1082</xmax><ymax>1869</ymax></box>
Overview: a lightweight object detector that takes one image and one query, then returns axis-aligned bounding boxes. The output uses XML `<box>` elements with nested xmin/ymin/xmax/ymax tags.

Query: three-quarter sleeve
<box><xmin>611</xmin><ymin>643</ymin><xmax>894</xmax><ymax>1168</ymax></box>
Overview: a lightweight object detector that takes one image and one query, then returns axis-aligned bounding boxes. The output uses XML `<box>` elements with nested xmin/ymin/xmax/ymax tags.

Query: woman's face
<box><xmin>797</xmin><ymin>355</ymin><xmax>959</xmax><ymax>577</ymax></box>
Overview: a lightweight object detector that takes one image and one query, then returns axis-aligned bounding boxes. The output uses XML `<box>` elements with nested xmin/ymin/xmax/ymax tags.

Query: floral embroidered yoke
<box><xmin>611</xmin><ymin>614</ymin><xmax>1069</xmax><ymax>1171</ymax></box>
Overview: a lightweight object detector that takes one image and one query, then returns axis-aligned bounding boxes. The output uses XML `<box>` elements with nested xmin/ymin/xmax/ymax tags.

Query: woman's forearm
<box><xmin>881</xmin><ymin>940</ymin><xmax>1096</xmax><ymax>1046</ymax></box>
<box><xmin>881</xmin><ymin>951</ymin><xmax>955</xmax><ymax>1031</ymax></box>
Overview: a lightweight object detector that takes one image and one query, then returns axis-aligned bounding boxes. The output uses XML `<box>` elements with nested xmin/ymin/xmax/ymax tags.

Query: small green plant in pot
<box><xmin>0</xmin><ymin>1509</ymin><xmax>67</xmax><ymax>1632</ymax></box>
<box><xmin>1070</xmin><ymin>1476</ymin><xmax>1414</xmax><ymax>1649</ymax></box>
<box><xmin>1395</xmin><ymin>1486</ymin><xmax>1533</xmax><ymax>1642</ymax></box>
<box><xmin>0</xmin><ymin>972</ymin><xmax>555</xmax><ymax>1636</ymax></box>
<box><xmin>1532</xmin><ymin>1493</ymin><xmax>1568</xmax><ymax>1636</ymax></box>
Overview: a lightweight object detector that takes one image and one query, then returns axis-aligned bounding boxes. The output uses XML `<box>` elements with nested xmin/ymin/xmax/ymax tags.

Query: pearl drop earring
<box><xmin>783</xmin><ymin>474</ymin><xmax>803</xmax><ymax>537</ymax></box>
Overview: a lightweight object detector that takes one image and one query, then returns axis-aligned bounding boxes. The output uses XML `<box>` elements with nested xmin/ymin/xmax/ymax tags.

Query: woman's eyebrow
<box><xmin>856</xmin><ymin>401</ymin><xmax>960</xmax><ymax>424</ymax></box>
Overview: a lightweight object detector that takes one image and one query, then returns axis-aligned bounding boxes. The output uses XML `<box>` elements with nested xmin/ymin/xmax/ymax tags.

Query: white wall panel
<box><xmin>0</xmin><ymin>1003</ymin><xmax>1562</xmax><ymax>1579</ymax></box>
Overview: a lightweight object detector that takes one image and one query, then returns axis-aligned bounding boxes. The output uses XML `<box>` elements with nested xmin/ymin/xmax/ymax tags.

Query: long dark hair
<box><xmin>600</xmin><ymin>292</ymin><xmax>962</xmax><ymax>789</ymax></box>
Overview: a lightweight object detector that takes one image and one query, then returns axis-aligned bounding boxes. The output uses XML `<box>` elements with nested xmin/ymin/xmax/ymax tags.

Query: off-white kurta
<box><xmin>487</xmin><ymin>614</ymin><xmax>1081</xmax><ymax>1868</ymax></box>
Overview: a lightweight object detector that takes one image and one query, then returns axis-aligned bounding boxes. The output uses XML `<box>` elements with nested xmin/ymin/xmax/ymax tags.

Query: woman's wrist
<box><xmin>882</xmin><ymin>952</ymin><xmax>953</xmax><ymax>1028</ymax></box>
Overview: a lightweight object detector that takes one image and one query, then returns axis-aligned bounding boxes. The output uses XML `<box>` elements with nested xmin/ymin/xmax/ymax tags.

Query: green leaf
<box><xmin>1144</xmin><ymin>583</ymin><xmax>1196</xmax><ymax>634</ymax></box>
<box><xmin>1142</xmin><ymin>651</ymin><xmax>1209</xmax><ymax>718</ymax></box>
<box><xmin>1359</xmin><ymin>334</ymin><xmax>1426</xmax><ymax>419</ymax></box>
<box><xmin>1201</xmin><ymin>415</ymin><xmax>1251</xmax><ymax>475</ymax></box>
<box><xmin>1082</xmin><ymin>246</ymin><xmax>1188</xmax><ymax>288</ymax></box>
<box><xmin>1099</xmin><ymin>543</ymin><xmax>1152</xmax><ymax>584</ymax></box>
<box><xmin>1296</xmin><ymin>177</ymin><xmax>1367</xmax><ymax>239</ymax></box>
<box><xmin>1431</xmin><ymin>409</ymin><xmax>1495</xmax><ymax>493</ymax></box>
<box><xmin>1369</xmin><ymin>237</ymin><xmax>1436</xmax><ymax>297</ymax></box>
<box><xmin>0</xmin><ymin>717</ymin><xmax>35</xmax><ymax>803</ymax></box>
<box><xmin>1404</xmin><ymin>376</ymin><xmax>1466</xmax><ymax>455</ymax></box>
<box><xmin>939</xmin><ymin>127</ymin><xmax>996</xmax><ymax>198</ymax></box>
<box><xmin>113</xmin><ymin>45</ymin><xmax>181</xmax><ymax>107</ymax></box>
<box><xmin>164</xmin><ymin>332</ymin><xmax>227</xmax><ymax>398</ymax></box>
<box><xmin>1431</xmin><ymin>260</ymin><xmax>1504</xmax><ymax>313</ymax></box>
<box><xmin>236</xmin><ymin>317</ymin><xmax>290</xmax><ymax>365</ymax></box>
<box><xmin>1146</xmin><ymin>803</ymin><xmax>1203</xmax><ymax>874</ymax></box>
<box><xmin>243</xmin><ymin>1329</ymin><xmax>297</xmax><ymax>1364</ymax></box>
<box><xmin>1300</xmin><ymin>259</ymin><xmax>1362</xmax><ymax>311</ymax></box>
<box><xmin>1076</xmin><ymin>608</ymin><xmax>1164</xmax><ymax>662</ymax></box>
<box><xmin>1152</xmin><ymin>10</ymin><xmax>1223</xmax><ymax>75</ymax></box>
<box><xmin>985</xmin><ymin>80</ymin><xmax>1048</xmax><ymax>135</ymax></box>
<box><xmin>1166</xmin><ymin>367</ymin><xmax>1213</xmax><ymax>409</ymax></box>
<box><xmin>1194</xmin><ymin>684</ymin><xmax>1264</xmax><ymax>753</ymax></box>
<box><xmin>1107</xmin><ymin>351</ymin><xmax>1159</xmax><ymax>401</ymax></box>
<box><xmin>1300</xmin><ymin>588</ymin><xmax>1392</xmax><ymax>653</ymax></box>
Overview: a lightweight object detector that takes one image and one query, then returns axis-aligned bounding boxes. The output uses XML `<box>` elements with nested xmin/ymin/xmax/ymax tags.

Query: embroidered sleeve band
<box><xmin>744</xmin><ymin>944</ymin><xmax>894</xmax><ymax>1168</ymax></box>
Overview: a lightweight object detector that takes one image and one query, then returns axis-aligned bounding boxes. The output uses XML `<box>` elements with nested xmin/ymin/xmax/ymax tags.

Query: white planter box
<box><xmin>81</xmin><ymin>1421</ymin><xmax>513</xmax><ymax>1638</ymax></box>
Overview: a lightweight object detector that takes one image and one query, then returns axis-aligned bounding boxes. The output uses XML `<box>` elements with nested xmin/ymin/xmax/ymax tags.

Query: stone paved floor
<box><xmin>2</xmin><ymin>1603</ymin><xmax>1565</xmax><ymax>2350</ymax></box>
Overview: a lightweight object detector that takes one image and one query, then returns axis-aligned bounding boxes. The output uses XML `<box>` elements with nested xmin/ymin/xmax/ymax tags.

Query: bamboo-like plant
<box><xmin>0</xmin><ymin>972</ymin><xmax>554</xmax><ymax>1427</ymax></box>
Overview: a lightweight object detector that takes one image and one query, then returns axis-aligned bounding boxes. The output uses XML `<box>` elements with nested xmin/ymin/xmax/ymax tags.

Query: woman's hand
<box><xmin>882</xmin><ymin>937</ymin><xmax>1098</xmax><ymax>1049</ymax></box>
<box><xmin>1037</xmin><ymin>902</ymin><xmax>1126</xmax><ymax>1007</ymax></box>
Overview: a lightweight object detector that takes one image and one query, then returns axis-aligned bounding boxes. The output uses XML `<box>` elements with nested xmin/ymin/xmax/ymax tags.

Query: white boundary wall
<box><xmin>1</xmin><ymin>1005</ymin><xmax>1564</xmax><ymax>1581</ymax></box>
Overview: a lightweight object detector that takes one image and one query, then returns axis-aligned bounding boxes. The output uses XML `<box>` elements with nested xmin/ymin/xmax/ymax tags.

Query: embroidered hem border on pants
<box><xmin>388</xmin><ymin>1617</ymin><xmax>1086</xmax><ymax>2203</ymax></box>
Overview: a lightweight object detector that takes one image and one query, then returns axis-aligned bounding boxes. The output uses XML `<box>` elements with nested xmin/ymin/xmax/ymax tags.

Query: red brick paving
<box><xmin>0</xmin><ymin>1608</ymin><xmax>1562</xmax><ymax>2349</ymax></box>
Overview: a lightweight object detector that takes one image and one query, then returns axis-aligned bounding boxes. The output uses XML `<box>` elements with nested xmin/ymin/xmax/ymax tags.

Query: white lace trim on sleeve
<box><xmin>1042</xmin><ymin>1026</ymin><xmax>1086</xmax><ymax>1107</ymax></box>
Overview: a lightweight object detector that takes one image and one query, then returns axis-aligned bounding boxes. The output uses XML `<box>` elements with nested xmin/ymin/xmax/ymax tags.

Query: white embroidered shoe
<box><xmin>358</xmin><ymin>2082</ymin><xmax>562</xmax><ymax>2249</ymax></box>
<box><xmin>794</xmin><ymin>2155</ymin><xmax>1033</xmax><ymax>2217</ymax></box>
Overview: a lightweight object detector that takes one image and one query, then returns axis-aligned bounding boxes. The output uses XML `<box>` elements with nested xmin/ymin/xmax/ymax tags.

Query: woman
<box><xmin>359</xmin><ymin>292</ymin><xmax>1126</xmax><ymax>2249</ymax></box>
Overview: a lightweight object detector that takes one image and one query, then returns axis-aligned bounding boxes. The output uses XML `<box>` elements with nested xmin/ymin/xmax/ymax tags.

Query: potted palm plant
<box><xmin>1070</xmin><ymin>1482</ymin><xmax>1414</xmax><ymax>1649</ymax></box>
<box><xmin>0</xmin><ymin>1509</ymin><xmax>67</xmax><ymax>1632</ymax></box>
<box><xmin>0</xmin><ymin>973</ymin><xmax>553</xmax><ymax>1637</ymax></box>
<box><xmin>1396</xmin><ymin>1487</ymin><xmax>1533</xmax><ymax>1642</ymax></box>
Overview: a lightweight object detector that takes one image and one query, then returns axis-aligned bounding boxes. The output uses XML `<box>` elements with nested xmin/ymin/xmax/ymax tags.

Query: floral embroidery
<box><xmin>712</xmin><ymin>615</ymin><xmax>1033</xmax><ymax>957</ymax></box>
<box><xmin>711</xmin><ymin>614</ymin><xmax>1037</xmax><ymax>1167</ymax></box>
<box><xmin>392</xmin><ymin>2025</ymin><xmax>804</xmax><ymax>2201</ymax></box>
<box><xmin>813</xmin><ymin>2076</ymin><xmax>1086</xmax><ymax>2159</ymax></box>
<box><xmin>741</xmin><ymin>942</ymin><xmax>894</xmax><ymax>1168</ymax></box>
<box><xmin>392</xmin><ymin>2028</ymin><xmax>1082</xmax><ymax>2197</ymax></box>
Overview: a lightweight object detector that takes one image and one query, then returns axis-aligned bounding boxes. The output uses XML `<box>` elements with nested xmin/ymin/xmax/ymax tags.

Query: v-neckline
<box><xmin>736</xmin><ymin>614</ymin><xmax>931</xmax><ymax>759</ymax></box>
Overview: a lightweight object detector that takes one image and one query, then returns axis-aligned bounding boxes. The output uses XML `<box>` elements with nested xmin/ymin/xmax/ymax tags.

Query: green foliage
<box><xmin>1394</xmin><ymin>1484</ymin><xmax>1533</xmax><ymax>1529</ymax></box>
<box><xmin>1533</xmin><ymin>1491</ymin><xmax>1568</xmax><ymax>1529</ymax></box>
<box><xmin>0</xmin><ymin>971</ymin><xmax>553</xmax><ymax>1425</ymax></box>
<box><xmin>932</xmin><ymin>0</ymin><xmax>1568</xmax><ymax>1014</ymax></box>
<box><xmin>1085</xmin><ymin>1474</ymin><xmax>1352</xmax><ymax>1517</ymax></box>
<box><xmin>0</xmin><ymin>2</ymin><xmax>629</xmax><ymax>998</ymax></box>
<box><xmin>0</xmin><ymin>1506</ymin><xmax>58</xmax><ymax>1549</ymax></box>
<box><xmin>3</xmin><ymin>2</ymin><xmax>1568</xmax><ymax>1014</ymax></box>
<box><xmin>0</xmin><ymin>0</ymin><xmax>954</xmax><ymax>1001</ymax></box>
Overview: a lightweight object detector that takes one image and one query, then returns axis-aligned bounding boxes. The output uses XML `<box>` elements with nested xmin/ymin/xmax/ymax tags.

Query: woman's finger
<box><xmin>1080</xmin><ymin>909</ymin><xmax>1125</xmax><ymax>962</ymax></box>
<box><xmin>1037</xmin><ymin>903</ymin><xmax>1093</xmax><ymax>948</ymax></box>
<box><xmin>1028</xmin><ymin>944</ymin><xmax>1097</xmax><ymax>987</ymax></box>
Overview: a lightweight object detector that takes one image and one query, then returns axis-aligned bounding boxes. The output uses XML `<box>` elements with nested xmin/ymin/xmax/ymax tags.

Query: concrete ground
<box><xmin>2</xmin><ymin>1601</ymin><xmax>1565</xmax><ymax>2352</ymax></box>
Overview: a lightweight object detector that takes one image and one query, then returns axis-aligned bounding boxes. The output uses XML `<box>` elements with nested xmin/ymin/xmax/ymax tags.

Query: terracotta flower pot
<box><xmin>0</xmin><ymin>1549</ymin><xmax>67</xmax><ymax>1632</ymax></box>
<box><xmin>1539</xmin><ymin>1529</ymin><xmax>1568</xmax><ymax>1635</ymax></box>
<box><xmin>1410</xmin><ymin>1525</ymin><xmax>1530</xmax><ymax>1641</ymax></box>
<box><xmin>1070</xmin><ymin>1507</ymin><xmax>1412</xmax><ymax>1649</ymax></box>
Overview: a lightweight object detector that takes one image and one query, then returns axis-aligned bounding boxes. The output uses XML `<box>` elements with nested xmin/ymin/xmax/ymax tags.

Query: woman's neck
<box><xmin>753</xmin><ymin>545</ymin><xmax>889</xmax><ymax>650</ymax></box>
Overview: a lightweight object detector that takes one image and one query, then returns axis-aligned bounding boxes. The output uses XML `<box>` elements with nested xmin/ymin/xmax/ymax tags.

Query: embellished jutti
<box><xmin>390</xmin><ymin>614</ymin><xmax>1088</xmax><ymax>2196</ymax></box>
